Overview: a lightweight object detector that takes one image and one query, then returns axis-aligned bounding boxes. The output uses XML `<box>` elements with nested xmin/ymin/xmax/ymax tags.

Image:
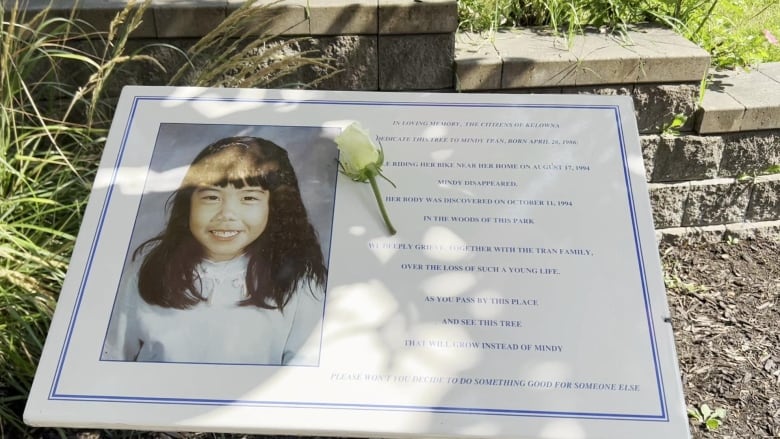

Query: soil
<box><xmin>661</xmin><ymin>232</ymin><xmax>780</xmax><ymax>438</ymax></box>
<box><xmin>36</xmin><ymin>233</ymin><xmax>780</xmax><ymax>439</ymax></box>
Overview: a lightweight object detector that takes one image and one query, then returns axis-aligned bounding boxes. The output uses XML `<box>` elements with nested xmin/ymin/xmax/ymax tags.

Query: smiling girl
<box><xmin>102</xmin><ymin>137</ymin><xmax>327</xmax><ymax>365</ymax></box>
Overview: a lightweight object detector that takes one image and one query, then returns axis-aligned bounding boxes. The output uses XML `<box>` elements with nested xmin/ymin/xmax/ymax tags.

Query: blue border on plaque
<box><xmin>47</xmin><ymin>95</ymin><xmax>669</xmax><ymax>423</ymax></box>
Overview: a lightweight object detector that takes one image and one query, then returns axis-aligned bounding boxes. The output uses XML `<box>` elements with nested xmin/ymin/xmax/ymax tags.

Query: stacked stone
<box><xmin>11</xmin><ymin>0</ymin><xmax>779</xmax><ymax>235</ymax></box>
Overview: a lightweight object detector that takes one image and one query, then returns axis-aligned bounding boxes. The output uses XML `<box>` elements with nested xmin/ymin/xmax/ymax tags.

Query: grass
<box><xmin>690</xmin><ymin>0</ymin><xmax>780</xmax><ymax>68</ymax></box>
<box><xmin>1</xmin><ymin>3</ymin><xmax>120</xmax><ymax>433</ymax></box>
<box><xmin>0</xmin><ymin>0</ymin><xmax>333</xmax><ymax>436</ymax></box>
<box><xmin>458</xmin><ymin>0</ymin><xmax>780</xmax><ymax>69</ymax></box>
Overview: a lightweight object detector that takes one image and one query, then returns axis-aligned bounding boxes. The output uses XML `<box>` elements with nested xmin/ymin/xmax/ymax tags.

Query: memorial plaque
<box><xmin>25</xmin><ymin>87</ymin><xmax>690</xmax><ymax>438</ymax></box>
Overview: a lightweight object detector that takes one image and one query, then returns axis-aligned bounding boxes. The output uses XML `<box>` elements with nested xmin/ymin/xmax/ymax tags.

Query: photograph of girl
<box><xmin>102</xmin><ymin>126</ymin><xmax>337</xmax><ymax>366</ymax></box>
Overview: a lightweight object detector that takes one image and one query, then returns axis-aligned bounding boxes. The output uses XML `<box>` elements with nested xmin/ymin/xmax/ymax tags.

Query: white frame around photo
<box><xmin>25</xmin><ymin>87</ymin><xmax>691</xmax><ymax>439</ymax></box>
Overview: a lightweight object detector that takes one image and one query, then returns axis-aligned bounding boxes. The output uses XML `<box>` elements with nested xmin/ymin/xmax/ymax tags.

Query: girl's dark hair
<box><xmin>134</xmin><ymin>136</ymin><xmax>327</xmax><ymax>311</ymax></box>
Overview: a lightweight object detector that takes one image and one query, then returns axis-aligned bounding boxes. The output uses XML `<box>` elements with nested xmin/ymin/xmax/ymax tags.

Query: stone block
<box><xmin>26</xmin><ymin>38</ymin><xmax>189</xmax><ymax>101</ymax></box>
<box><xmin>87</xmin><ymin>0</ymin><xmax>158</xmax><ymax>37</ymax></box>
<box><xmin>719</xmin><ymin>67</ymin><xmax>780</xmax><ymax>131</ymax></box>
<box><xmin>569</xmin><ymin>86</ymin><xmax>643</xmax><ymax>132</ymax></box>
<box><xmin>308</xmin><ymin>36</ymin><xmax>378</xmax><ymax>90</ymax></box>
<box><xmin>504</xmin><ymin>87</ymin><xmax>564</xmax><ymax>94</ymax></box>
<box><xmin>493</xmin><ymin>26</ymin><xmax>706</xmax><ymax>89</ymax></box>
<box><xmin>724</xmin><ymin>220</ymin><xmax>780</xmax><ymax>240</ymax></box>
<box><xmin>108</xmin><ymin>35</ymin><xmax>375</xmax><ymax>91</ymax></box>
<box><xmin>696</xmin><ymin>79</ymin><xmax>745</xmax><ymax>134</ymax></box>
<box><xmin>569</xmin><ymin>85</ymin><xmax>633</xmax><ymax>96</ymax></box>
<box><xmin>681</xmin><ymin>178</ymin><xmax>751</xmax><ymax>226</ymax></box>
<box><xmin>757</xmin><ymin>62</ymin><xmax>780</xmax><ymax>83</ymax></box>
<box><xmin>455</xmin><ymin>34</ymin><xmax>502</xmax><ymax>90</ymax></box>
<box><xmin>103</xmin><ymin>39</ymin><xmax>195</xmax><ymax>94</ymax></box>
<box><xmin>307</xmin><ymin>0</ymin><xmax>376</xmax><ymax>35</ymax></box>
<box><xmin>566</xmin><ymin>31</ymin><xmax>642</xmax><ymax>85</ymax></box>
<box><xmin>648</xmin><ymin>182</ymin><xmax>689</xmax><ymax>228</ymax></box>
<box><xmin>227</xmin><ymin>0</ymin><xmax>309</xmax><ymax>36</ymax></box>
<box><xmin>640</xmin><ymin>135</ymin><xmax>660</xmax><ymax>181</ymax></box>
<box><xmin>378</xmin><ymin>0</ymin><xmax>457</xmax><ymax>35</ymax></box>
<box><xmin>718</xmin><ymin>130</ymin><xmax>780</xmax><ymax>177</ymax></box>
<box><xmin>378</xmin><ymin>34</ymin><xmax>454</xmax><ymax>90</ymax></box>
<box><xmin>657</xmin><ymin>220</ymin><xmax>780</xmax><ymax>241</ymax></box>
<box><xmin>735</xmin><ymin>84</ymin><xmax>780</xmax><ymax>132</ymax></box>
<box><xmin>710</xmin><ymin>66</ymin><xmax>780</xmax><ymax>131</ymax></box>
<box><xmin>632</xmin><ymin>84</ymin><xmax>698</xmax><ymax>134</ymax></box>
<box><xmin>746</xmin><ymin>175</ymin><xmax>780</xmax><ymax>222</ymax></box>
<box><xmin>59</xmin><ymin>33</ymin><xmax>378</xmax><ymax>94</ymax></box>
<box><xmin>154</xmin><ymin>0</ymin><xmax>226</xmax><ymax>38</ymax></box>
<box><xmin>627</xmin><ymin>25</ymin><xmax>710</xmax><ymax>83</ymax></box>
<box><xmin>3</xmin><ymin>0</ymin><xmax>157</xmax><ymax>37</ymax></box>
<box><xmin>651</xmin><ymin>135</ymin><xmax>723</xmax><ymax>182</ymax></box>
<box><xmin>655</xmin><ymin>224</ymin><xmax>728</xmax><ymax>244</ymax></box>
<box><xmin>238</xmin><ymin>36</ymin><xmax>378</xmax><ymax>90</ymax></box>
<box><xmin>495</xmin><ymin>28</ymin><xmax>579</xmax><ymax>88</ymax></box>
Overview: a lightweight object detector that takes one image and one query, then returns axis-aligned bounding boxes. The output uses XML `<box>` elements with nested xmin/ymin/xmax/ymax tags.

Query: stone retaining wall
<box><xmin>79</xmin><ymin>36</ymin><xmax>780</xmax><ymax>234</ymax></box>
<box><xmin>13</xmin><ymin>0</ymin><xmax>779</xmax><ymax>234</ymax></box>
<box><xmin>645</xmin><ymin>130</ymin><xmax>780</xmax><ymax>230</ymax></box>
<box><xmin>451</xmin><ymin>28</ymin><xmax>779</xmax><ymax>235</ymax></box>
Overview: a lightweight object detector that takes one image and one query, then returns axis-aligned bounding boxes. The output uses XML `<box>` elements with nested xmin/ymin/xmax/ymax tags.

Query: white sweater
<box><xmin>102</xmin><ymin>255</ymin><xmax>324</xmax><ymax>366</ymax></box>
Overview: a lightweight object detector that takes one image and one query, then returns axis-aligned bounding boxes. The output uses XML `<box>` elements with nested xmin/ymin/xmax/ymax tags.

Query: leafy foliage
<box><xmin>689</xmin><ymin>0</ymin><xmax>780</xmax><ymax>68</ymax></box>
<box><xmin>1</xmin><ymin>2</ymin><xmax>134</xmax><ymax>433</ymax></box>
<box><xmin>458</xmin><ymin>0</ymin><xmax>780</xmax><ymax>68</ymax></box>
<box><xmin>0</xmin><ymin>0</ymin><xmax>333</xmax><ymax>435</ymax></box>
<box><xmin>688</xmin><ymin>403</ymin><xmax>727</xmax><ymax>430</ymax></box>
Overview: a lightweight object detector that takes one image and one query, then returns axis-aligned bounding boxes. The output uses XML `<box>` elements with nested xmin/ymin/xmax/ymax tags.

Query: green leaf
<box><xmin>763</xmin><ymin>164</ymin><xmax>780</xmax><ymax>174</ymax></box>
<box><xmin>687</xmin><ymin>408</ymin><xmax>703</xmax><ymax>421</ymax></box>
<box><xmin>705</xmin><ymin>417</ymin><xmax>721</xmax><ymax>430</ymax></box>
<box><xmin>671</xmin><ymin>114</ymin><xmax>687</xmax><ymax>128</ymax></box>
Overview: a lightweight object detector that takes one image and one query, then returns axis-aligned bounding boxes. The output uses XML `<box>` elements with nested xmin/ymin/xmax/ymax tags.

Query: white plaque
<box><xmin>25</xmin><ymin>87</ymin><xmax>690</xmax><ymax>438</ymax></box>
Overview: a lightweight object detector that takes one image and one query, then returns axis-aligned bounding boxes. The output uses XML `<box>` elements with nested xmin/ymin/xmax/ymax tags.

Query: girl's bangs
<box><xmin>210</xmin><ymin>170</ymin><xmax>271</xmax><ymax>190</ymax></box>
<box><xmin>185</xmin><ymin>147</ymin><xmax>278</xmax><ymax>189</ymax></box>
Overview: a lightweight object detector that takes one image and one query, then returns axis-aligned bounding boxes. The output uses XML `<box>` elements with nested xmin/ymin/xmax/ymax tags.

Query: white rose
<box><xmin>333</xmin><ymin>121</ymin><xmax>396</xmax><ymax>235</ymax></box>
<box><xmin>334</xmin><ymin>122</ymin><xmax>381</xmax><ymax>179</ymax></box>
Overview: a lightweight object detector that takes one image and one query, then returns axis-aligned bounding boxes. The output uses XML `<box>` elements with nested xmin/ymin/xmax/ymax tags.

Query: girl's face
<box><xmin>189</xmin><ymin>184</ymin><xmax>269</xmax><ymax>261</ymax></box>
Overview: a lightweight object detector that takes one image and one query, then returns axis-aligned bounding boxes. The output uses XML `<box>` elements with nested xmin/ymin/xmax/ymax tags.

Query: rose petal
<box><xmin>764</xmin><ymin>29</ymin><xmax>778</xmax><ymax>45</ymax></box>
<box><xmin>335</xmin><ymin>122</ymin><xmax>381</xmax><ymax>175</ymax></box>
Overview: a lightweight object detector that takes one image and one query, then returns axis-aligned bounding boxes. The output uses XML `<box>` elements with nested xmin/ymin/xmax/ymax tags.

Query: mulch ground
<box><xmin>661</xmin><ymin>233</ymin><xmax>780</xmax><ymax>438</ymax></box>
<box><xmin>30</xmin><ymin>233</ymin><xmax>780</xmax><ymax>439</ymax></box>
